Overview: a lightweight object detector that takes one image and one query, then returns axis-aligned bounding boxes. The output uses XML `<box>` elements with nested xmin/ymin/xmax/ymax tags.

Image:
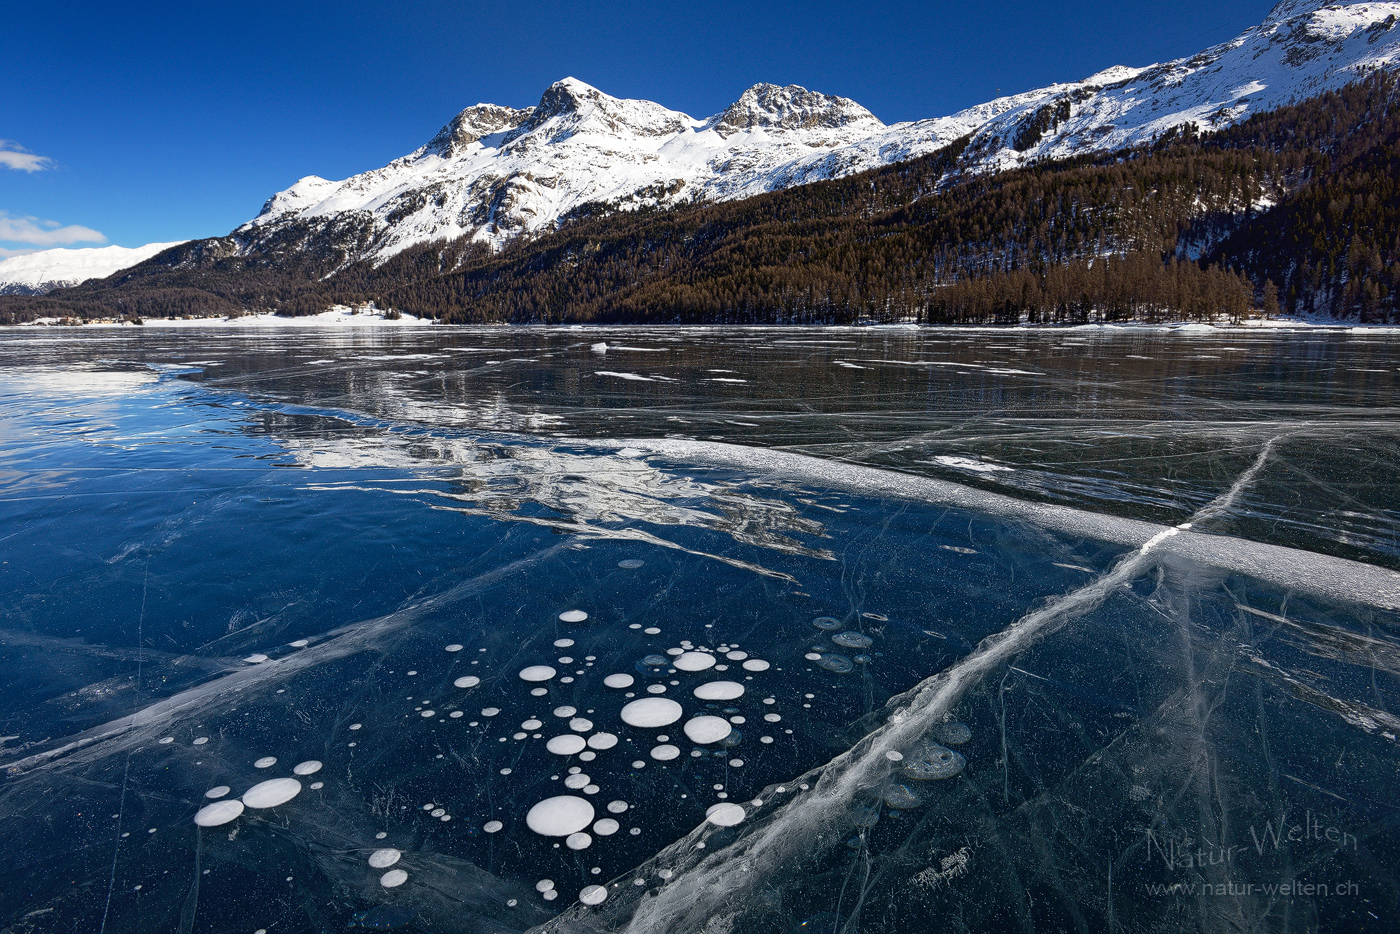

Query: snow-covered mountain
<box><xmin>0</xmin><ymin>243</ymin><xmax>187</xmax><ymax>295</ymax></box>
<box><xmin>237</xmin><ymin>0</ymin><xmax>1399</xmax><ymax>265</ymax></box>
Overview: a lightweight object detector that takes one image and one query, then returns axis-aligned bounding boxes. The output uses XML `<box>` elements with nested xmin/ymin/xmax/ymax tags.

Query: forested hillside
<box><xmin>4</xmin><ymin>73</ymin><xmax>1397</xmax><ymax>326</ymax></box>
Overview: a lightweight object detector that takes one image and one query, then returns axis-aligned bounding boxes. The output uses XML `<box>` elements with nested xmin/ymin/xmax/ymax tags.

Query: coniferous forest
<box><xmin>3</xmin><ymin>73</ymin><xmax>1398</xmax><ymax>326</ymax></box>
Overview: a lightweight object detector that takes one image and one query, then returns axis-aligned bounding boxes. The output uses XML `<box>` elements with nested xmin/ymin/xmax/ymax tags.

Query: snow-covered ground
<box><xmin>20</xmin><ymin>308</ymin><xmax>434</xmax><ymax>328</ymax></box>
<box><xmin>0</xmin><ymin>242</ymin><xmax>186</xmax><ymax>295</ymax></box>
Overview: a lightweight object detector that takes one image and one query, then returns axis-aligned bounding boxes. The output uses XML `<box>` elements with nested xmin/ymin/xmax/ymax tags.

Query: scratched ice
<box><xmin>0</xmin><ymin>327</ymin><xmax>1396</xmax><ymax>934</ymax></box>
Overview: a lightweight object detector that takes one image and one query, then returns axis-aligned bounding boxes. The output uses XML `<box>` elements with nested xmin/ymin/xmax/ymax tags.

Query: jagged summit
<box><xmin>710</xmin><ymin>84</ymin><xmax>884</xmax><ymax>136</ymax></box>
<box><xmin>233</xmin><ymin>0</ymin><xmax>1400</xmax><ymax>266</ymax></box>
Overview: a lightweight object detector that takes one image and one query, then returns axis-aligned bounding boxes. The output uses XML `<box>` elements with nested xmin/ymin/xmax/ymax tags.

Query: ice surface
<box><xmin>2</xmin><ymin>327</ymin><xmax>1399</xmax><ymax>934</ymax></box>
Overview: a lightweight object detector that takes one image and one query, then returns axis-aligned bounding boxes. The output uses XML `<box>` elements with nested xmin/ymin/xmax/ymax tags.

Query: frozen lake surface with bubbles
<box><xmin>1</xmin><ymin>325</ymin><xmax>1398</xmax><ymax>934</ymax></box>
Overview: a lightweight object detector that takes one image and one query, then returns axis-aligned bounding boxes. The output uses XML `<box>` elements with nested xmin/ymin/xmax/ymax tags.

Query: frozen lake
<box><xmin>1</xmin><ymin>325</ymin><xmax>1397</xmax><ymax>933</ymax></box>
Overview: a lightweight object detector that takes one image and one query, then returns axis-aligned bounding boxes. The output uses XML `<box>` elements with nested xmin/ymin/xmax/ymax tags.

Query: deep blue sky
<box><xmin>1</xmin><ymin>0</ymin><xmax>1278</xmax><ymax>252</ymax></box>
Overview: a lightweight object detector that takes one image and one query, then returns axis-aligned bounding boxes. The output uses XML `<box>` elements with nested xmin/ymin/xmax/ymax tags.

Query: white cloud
<box><xmin>0</xmin><ymin>141</ymin><xmax>52</xmax><ymax>172</ymax></box>
<box><xmin>0</xmin><ymin>212</ymin><xmax>105</xmax><ymax>247</ymax></box>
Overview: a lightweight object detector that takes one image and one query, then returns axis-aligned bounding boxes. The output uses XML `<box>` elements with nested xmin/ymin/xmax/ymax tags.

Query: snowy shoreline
<box><xmin>6</xmin><ymin>313</ymin><xmax>1397</xmax><ymax>334</ymax></box>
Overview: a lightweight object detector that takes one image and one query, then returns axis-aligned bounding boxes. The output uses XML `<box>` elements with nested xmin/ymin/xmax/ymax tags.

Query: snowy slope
<box><xmin>0</xmin><ymin>242</ymin><xmax>188</xmax><ymax>295</ymax></box>
<box><xmin>240</xmin><ymin>0</ymin><xmax>1400</xmax><ymax>264</ymax></box>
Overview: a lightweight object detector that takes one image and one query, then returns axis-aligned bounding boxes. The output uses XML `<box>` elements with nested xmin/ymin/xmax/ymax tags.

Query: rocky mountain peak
<box><xmin>507</xmin><ymin>77</ymin><xmax>694</xmax><ymax>142</ymax></box>
<box><xmin>424</xmin><ymin>104</ymin><xmax>534</xmax><ymax>157</ymax></box>
<box><xmin>710</xmin><ymin>83</ymin><xmax>884</xmax><ymax>136</ymax></box>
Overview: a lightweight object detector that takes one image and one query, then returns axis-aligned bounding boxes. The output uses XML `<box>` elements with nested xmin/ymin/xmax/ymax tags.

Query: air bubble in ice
<box><xmin>380</xmin><ymin>869</ymin><xmax>407</xmax><ymax>888</ymax></box>
<box><xmin>192</xmin><ymin>737</ymin><xmax>208</xmax><ymax>745</ymax></box>
<box><xmin>454</xmin><ymin>676</ymin><xmax>480</xmax><ymax>688</ymax></box>
<box><xmin>522</xmin><ymin>719</ymin><xmax>543</xmax><ymax>730</ymax></box>
<box><xmin>244</xmin><ymin>654</ymin><xmax>269</xmax><ymax>664</ymax></box>
<box><xmin>618</xmin><ymin>559</ymin><xmax>645</xmax><ymax>569</ymax></box>
<box><xmin>673</xmin><ymin>652</ymin><xmax>716</xmax><ymax>672</ymax></box>
<box><xmin>593</xmin><ymin>818</ymin><xmax>619</xmax><ymax>836</ymax></box>
<box><xmin>934</xmin><ymin>722</ymin><xmax>972</xmax><ymax>745</ymax></box>
<box><xmin>526</xmin><ymin>796</ymin><xmax>594</xmax><ymax>836</ymax></box>
<box><xmin>368</xmin><ymin>848</ymin><xmax>401</xmax><ymax>869</ymax></box>
<box><xmin>604</xmin><ymin>673</ymin><xmax>635</xmax><ymax>688</ymax></box>
<box><xmin>292</xmin><ymin>760</ymin><xmax>322</xmax><ymax>775</ymax></box>
<box><xmin>901</xmin><ymin>742</ymin><xmax>966</xmax><ymax>780</ymax></box>
<box><xmin>705</xmin><ymin>803</ymin><xmax>745</xmax><ymax>827</ymax></box>
<box><xmin>815</xmin><ymin>654</ymin><xmax>854</xmax><ymax>673</ymax></box>
<box><xmin>519</xmin><ymin>666</ymin><xmax>556</xmax><ymax>682</ymax></box>
<box><xmin>554</xmin><ymin>706</ymin><xmax>577</xmax><ymax>718</ymax></box>
<box><xmin>850</xmin><ymin>804</ymin><xmax>881</xmax><ymax>827</ymax></box>
<box><xmin>445</xmin><ymin>644</ymin><xmax>463</xmax><ymax>652</ymax></box>
<box><xmin>205</xmin><ymin>786</ymin><xmax>230</xmax><ymax>799</ymax></box>
<box><xmin>559</xmin><ymin>610</ymin><xmax>588</xmax><ymax>623</ymax></box>
<box><xmin>693</xmin><ymin>681</ymin><xmax>744</xmax><ymax>701</ymax></box>
<box><xmin>564</xmin><ymin>773</ymin><xmax>591</xmax><ymax>789</ymax></box>
<box><xmin>621</xmin><ymin>697</ymin><xmax>683</xmax><ymax>727</ymax></box>
<box><xmin>812</xmin><ymin>617</ymin><xmax>842</xmax><ymax>631</ymax></box>
<box><xmin>253</xmin><ymin>756</ymin><xmax>277</xmax><ymax>769</ymax></box>
<box><xmin>587</xmin><ymin>732</ymin><xmax>618</xmax><ymax>750</ymax></box>
<box><xmin>831</xmin><ymin>632</ymin><xmax>873</xmax><ymax>649</ymax></box>
<box><xmin>741</xmin><ymin>659</ymin><xmax>771</xmax><ymax>672</ymax></box>
<box><xmin>683</xmin><ymin>716</ymin><xmax>732</xmax><ymax>744</ymax></box>
<box><xmin>650</xmin><ymin>744</ymin><xmax>680</xmax><ymax>761</ymax></box>
<box><xmin>566</xmin><ymin>832</ymin><xmax>592</xmax><ymax>850</ymax></box>
<box><xmin>580</xmin><ymin>884</ymin><xmax>608</xmax><ymax>905</ymax></box>
<box><xmin>483</xmin><ymin>820</ymin><xmax>503</xmax><ymax>833</ymax></box>
<box><xmin>569</xmin><ymin>718</ymin><xmax>594</xmax><ymax>732</ymax></box>
<box><xmin>546</xmin><ymin>735</ymin><xmax>587</xmax><ymax>755</ymax></box>
<box><xmin>242</xmin><ymin>778</ymin><xmax>302</xmax><ymax>808</ymax></box>
<box><xmin>882</xmin><ymin>783</ymin><xmax>922</xmax><ymax>809</ymax></box>
<box><xmin>193</xmin><ymin>800</ymin><xmax>244</xmax><ymax>827</ymax></box>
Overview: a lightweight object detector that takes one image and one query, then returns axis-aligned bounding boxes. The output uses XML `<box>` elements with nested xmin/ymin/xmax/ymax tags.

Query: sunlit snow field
<box><xmin>1</xmin><ymin>326</ymin><xmax>1398</xmax><ymax>934</ymax></box>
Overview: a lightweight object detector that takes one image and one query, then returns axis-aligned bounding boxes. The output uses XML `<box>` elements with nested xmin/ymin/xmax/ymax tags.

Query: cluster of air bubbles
<box><xmin>900</xmin><ymin>740</ymin><xmax>967</xmax><ymax>781</ymax></box>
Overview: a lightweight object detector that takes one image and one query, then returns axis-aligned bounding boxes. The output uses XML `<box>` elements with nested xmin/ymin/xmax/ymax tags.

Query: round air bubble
<box><xmin>254</xmin><ymin>756</ymin><xmax>277</xmax><ymax>769</ymax></box>
<box><xmin>519</xmin><ymin>666</ymin><xmax>556</xmax><ymax>682</ymax></box>
<box><xmin>554</xmin><ymin>638</ymin><xmax>575</xmax><ymax>648</ymax></box>
<box><xmin>580</xmin><ymin>884</ymin><xmax>608</xmax><ymax>905</ymax></box>
<box><xmin>368</xmin><ymin>848</ymin><xmax>401</xmax><ymax>869</ymax></box>
<box><xmin>934</xmin><ymin>722</ymin><xmax>972</xmax><ymax>745</ymax></box>
<box><xmin>618</xmin><ymin>559</ymin><xmax>644</xmax><ymax>569</ymax></box>
<box><xmin>650</xmin><ymin>744</ymin><xmax>680</xmax><ymax>761</ymax></box>
<box><xmin>526</xmin><ymin>796</ymin><xmax>594</xmax><ymax>836</ymax></box>
<box><xmin>244</xmin><ymin>654</ymin><xmax>269</xmax><ymax>663</ymax></box>
<box><xmin>587</xmin><ymin>732</ymin><xmax>618</xmax><ymax>750</ymax></box>
<box><xmin>292</xmin><ymin>760</ymin><xmax>322</xmax><ymax>776</ymax></box>
<box><xmin>607</xmin><ymin>800</ymin><xmax>629</xmax><ymax>814</ymax></box>
<box><xmin>901</xmin><ymin>742</ymin><xmax>966</xmax><ymax>781</ymax></box>
<box><xmin>725</xmin><ymin>650</ymin><xmax>747</xmax><ymax>660</ymax></box>
<box><xmin>193</xmin><ymin>800</ymin><xmax>243</xmax><ymax>827</ymax></box>
<box><xmin>604</xmin><ymin>673</ymin><xmax>635</xmax><ymax>689</ymax></box>
<box><xmin>554</xmin><ymin>706</ymin><xmax>578</xmax><ymax>718</ymax></box>
<box><xmin>420</xmin><ymin>710</ymin><xmax>435</xmax><ymax>718</ymax></box>
<box><xmin>566</xmin><ymin>832</ymin><xmax>592</xmax><ymax>850</ymax></box>
<box><xmin>693</xmin><ymin>681</ymin><xmax>745</xmax><ymax>701</ymax></box>
<box><xmin>569</xmin><ymin>718</ymin><xmax>594</xmax><ymax>732</ymax></box>
<box><xmin>483</xmin><ymin>820</ymin><xmax>503</xmax><ymax>833</ymax></box>
<box><xmin>450</xmin><ymin>711</ymin><xmax>463</xmax><ymax>718</ymax></box>
<box><xmin>683</xmin><ymin>716</ymin><xmax>732</xmax><ymax>744</ymax></box>
<box><xmin>445</xmin><ymin>644</ymin><xmax>463</xmax><ymax>652</ymax></box>
<box><xmin>621</xmin><ymin>697</ymin><xmax>683</xmax><ymax>727</ymax></box>
<box><xmin>482</xmin><ymin>707</ymin><xmax>500</xmax><ymax>717</ymax></box>
<box><xmin>666</xmin><ymin>648</ymin><xmax>684</xmax><ymax>656</ymax></box>
<box><xmin>242</xmin><ymin>778</ymin><xmax>302</xmax><ymax>809</ymax></box>
<box><xmin>288</xmin><ymin>639</ymin><xmax>309</xmax><ymax>648</ymax></box>
<box><xmin>310</xmin><ymin>782</ymin><xmax>323</xmax><ymax>789</ymax></box>
<box><xmin>564</xmin><ymin>773</ymin><xmax>591</xmax><ymax>789</ymax></box>
<box><xmin>536</xmin><ymin>879</ymin><xmax>555</xmax><ymax>892</ymax></box>
<box><xmin>522</xmin><ymin>719</ymin><xmax>543</xmax><ymax>730</ymax></box>
<box><xmin>159</xmin><ymin>737</ymin><xmax>174</xmax><ymax>744</ymax></box>
<box><xmin>705</xmin><ymin>803</ymin><xmax>746</xmax><ymax>827</ymax></box>
<box><xmin>192</xmin><ymin>737</ymin><xmax>208</xmax><ymax>745</ymax></box>
<box><xmin>204</xmin><ymin>786</ymin><xmax>230</xmax><ymax>799</ymax></box>
<box><xmin>741</xmin><ymin>659</ymin><xmax>771</xmax><ymax>672</ymax></box>
<box><xmin>812</xmin><ymin>617</ymin><xmax>843</xmax><ymax>631</ymax></box>
<box><xmin>559</xmin><ymin>610</ymin><xmax>588</xmax><ymax>623</ymax></box>
<box><xmin>850</xmin><ymin>804</ymin><xmax>881</xmax><ymax>827</ymax></box>
<box><xmin>546</xmin><ymin>735</ymin><xmax>587</xmax><ymax>755</ymax></box>
<box><xmin>673</xmin><ymin>652</ymin><xmax>716</xmax><ymax>672</ymax></box>
<box><xmin>593</xmin><ymin>818</ymin><xmax>619</xmax><ymax>836</ymax></box>
<box><xmin>646</xmin><ymin>684</ymin><xmax>667</xmax><ymax>694</ymax></box>
<box><xmin>832</xmin><ymin>632</ymin><xmax>873</xmax><ymax>649</ymax></box>
<box><xmin>816</xmin><ymin>654</ymin><xmax>854</xmax><ymax>673</ymax></box>
<box><xmin>380</xmin><ymin>869</ymin><xmax>408</xmax><ymax>888</ymax></box>
<box><xmin>454</xmin><ymin>676</ymin><xmax>480</xmax><ymax>688</ymax></box>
